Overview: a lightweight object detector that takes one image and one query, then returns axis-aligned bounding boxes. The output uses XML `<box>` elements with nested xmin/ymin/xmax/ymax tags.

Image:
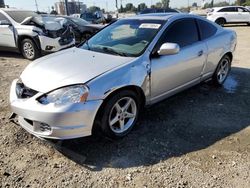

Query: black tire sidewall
<box><xmin>100</xmin><ymin>90</ymin><xmax>140</xmax><ymax>139</ymax></box>
<box><xmin>21</xmin><ymin>39</ymin><xmax>40</xmax><ymax>60</ymax></box>
<box><xmin>216</xmin><ymin>18</ymin><xmax>225</xmax><ymax>26</ymax></box>
<box><xmin>213</xmin><ymin>55</ymin><xmax>231</xmax><ymax>86</ymax></box>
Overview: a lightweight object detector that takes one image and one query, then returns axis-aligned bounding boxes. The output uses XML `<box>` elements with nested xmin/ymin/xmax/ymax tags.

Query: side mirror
<box><xmin>0</xmin><ymin>20</ymin><xmax>12</xmax><ymax>26</ymax></box>
<box><xmin>158</xmin><ymin>42</ymin><xmax>180</xmax><ymax>56</ymax></box>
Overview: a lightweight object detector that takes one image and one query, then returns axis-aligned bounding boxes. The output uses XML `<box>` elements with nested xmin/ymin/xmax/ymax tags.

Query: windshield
<box><xmin>80</xmin><ymin>19</ymin><xmax>164</xmax><ymax>57</ymax></box>
<box><xmin>70</xmin><ymin>17</ymin><xmax>89</xmax><ymax>26</ymax></box>
<box><xmin>5</xmin><ymin>11</ymin><xmax>39</xmax><ymax>23</ymax></box>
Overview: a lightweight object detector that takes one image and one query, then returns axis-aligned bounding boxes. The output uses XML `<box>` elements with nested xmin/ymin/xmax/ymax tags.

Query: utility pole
<box><xmin>65</xmin><ymin>0</ymin><xmax>69</xmax><ymax>15</ymax></box>
<box><xmin>35</xmin><ymin>0</ymin><xmax>38</xmax><ymax>12</ymax></box>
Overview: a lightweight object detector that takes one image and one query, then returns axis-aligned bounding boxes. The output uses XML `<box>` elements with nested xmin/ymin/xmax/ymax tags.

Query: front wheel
<box><xmin>21</xmin><ymin>38</ymin><xmax>40</xmax><ymax>60</ymax></box>
<box><xmin>212</xmin><ymin>55</ymin><xmax>231</xmax><ymax>86</ymax></box>
<box><xmin>97</xmin><ymin>90</ymin><xmax>140</xmax><ymax>139</ymax></box>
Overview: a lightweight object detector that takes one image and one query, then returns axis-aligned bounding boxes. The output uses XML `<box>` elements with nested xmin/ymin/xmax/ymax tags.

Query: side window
<box><xmin>0</xmin><ymin>13</ymin><xmax>7</xmax><ymax>20</ymax></box>
<box><xmin>197</xmin><ymin>19</ymin><xmax>217</xmax><ymax>40</ymax></box>
<box><xmin>163</xmin><ymin>19</ymin><xmax>199</xmax><ymax>48</ymax></box>
<box><xmin>219</xmin><ymin>7</ymin><xmax>236</xmax><ymax>12</ymax></box>
<box><xmin>238</xmin><ymin>7</ymin><xmax>248</xmax><ymax>12</ymax></box>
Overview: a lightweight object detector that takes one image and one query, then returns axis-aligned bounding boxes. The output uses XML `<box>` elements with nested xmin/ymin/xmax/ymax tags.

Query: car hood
<box><xmin>21</xmin><ymin>47</ymin><xmax>134</xmax><ymax>93</ymax></box>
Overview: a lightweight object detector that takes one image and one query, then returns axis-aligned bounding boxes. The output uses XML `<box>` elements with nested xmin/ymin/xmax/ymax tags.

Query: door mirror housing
<box><xmin>158</xmin><ymin>43</ymin><xmax>180</xmax><ymax>56</ymax></box>
<box><xmin>0</xmin><ymin>20</ymin><xmax>12</xmax><ymax>26</ymax></box>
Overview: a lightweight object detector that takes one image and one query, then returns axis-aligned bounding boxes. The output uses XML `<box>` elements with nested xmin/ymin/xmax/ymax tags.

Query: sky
<box><xmin>5</xmin><ymin>0</ymin><xmax>232</xmax><ymax>12</ymax></box>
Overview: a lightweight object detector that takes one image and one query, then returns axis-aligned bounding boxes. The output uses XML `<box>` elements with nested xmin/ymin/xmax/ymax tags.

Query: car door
<box><xmin>0</xmin><ymin>12</ymin><xmax>16</xmax><ymax>48</ymax></box>
<box><xmin>150</xmin><ymin>18</ymin><xmax>207</xmax><ymax>101</ymax></box>
<box><xmin>218</xmin><ymin>7</ymin><xmax>237</xmax><ymax>22</ymax></box>
<box><xmin>236</xmin><ymin>7</ymin><xmax>250</xmax><ymax>22</ymax></box>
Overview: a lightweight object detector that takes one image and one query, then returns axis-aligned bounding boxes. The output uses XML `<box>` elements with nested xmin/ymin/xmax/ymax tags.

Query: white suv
<box><xmin>207</xmin><ymin>6</ymin><xmax>250</xmax><ymax>26</ymax></box>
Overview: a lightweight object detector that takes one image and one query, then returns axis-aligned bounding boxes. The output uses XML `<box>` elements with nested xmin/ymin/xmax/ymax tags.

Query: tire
<box><xmin>212</xmin><ymin>55</ymin><xmax>231</xmax><ymax>86</ymax></box>
<box><xmin>96</xmin><ymin>90</ymin><xmax>141</xmax><ymax>139</ymax></box>
<box><xmin>21</xmin><ymin>38</ymin><xmax>40</xmax><ymax>60</ymax></box>
<box><xmin>215</xmin><ymin>18</ymin><xmax>226</xmax><ymax>27</ymax></box>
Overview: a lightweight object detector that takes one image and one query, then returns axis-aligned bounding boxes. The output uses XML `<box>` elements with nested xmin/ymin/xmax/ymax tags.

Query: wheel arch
<box><xmin>215</xmin><ymin>17</ymin><xmax>227</xmax><ymax>23</ymax></box>
<box><xmin>17</xmin><ymin>35</ymin><xmax>41</xmax><ymax>52</ymax></box>
<box><xmin>91</xmin><ymin>85</ymin><xmax>146</xmax><ymax>135</ymax></box>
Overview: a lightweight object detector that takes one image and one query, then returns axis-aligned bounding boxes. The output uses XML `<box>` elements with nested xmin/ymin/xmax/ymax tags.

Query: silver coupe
<box><xmin>10</xmin><ymin>13</ymin><xmax>237</xmax><ymax>139</ymax></box>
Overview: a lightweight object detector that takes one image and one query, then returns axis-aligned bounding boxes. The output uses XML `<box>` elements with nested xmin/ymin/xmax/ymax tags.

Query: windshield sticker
<box><xmin>139</xmin><ymin>23</ymin><xmax>161</xmax><ymax>29</ymax></box>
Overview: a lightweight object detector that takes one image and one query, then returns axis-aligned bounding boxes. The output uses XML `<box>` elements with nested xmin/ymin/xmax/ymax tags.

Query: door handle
<box><xmin>198</xmin><ymin>50</ymin><xmax>204</xmax><ymax>57</ymax></box>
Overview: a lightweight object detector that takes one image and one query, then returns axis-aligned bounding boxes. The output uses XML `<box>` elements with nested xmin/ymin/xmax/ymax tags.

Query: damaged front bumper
<box><xmin>39</xmin><ymin>35</ymin><xmax>75</xmax><ymax>52</ymax></box>
<box><xmin>9</xmin><ymin>79</ymin><xmax>103</xmax><ymax>140</ymax></box>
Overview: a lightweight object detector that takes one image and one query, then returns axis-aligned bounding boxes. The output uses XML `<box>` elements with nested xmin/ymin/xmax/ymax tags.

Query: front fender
<box><xmin>87</xmin><ymin>56</ymin><xmax>150</xmax><ymax>104</ymax></box>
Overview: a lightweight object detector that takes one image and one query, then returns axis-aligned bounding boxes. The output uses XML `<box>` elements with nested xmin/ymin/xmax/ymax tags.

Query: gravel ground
<box><xmin>0</xmin><ymin>26</ymin><xmax>250</xmax><ymax>188</ymax></box>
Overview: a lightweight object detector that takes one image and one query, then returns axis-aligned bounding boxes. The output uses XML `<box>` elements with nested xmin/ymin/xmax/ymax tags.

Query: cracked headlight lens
<box><xmin>38</xmin><ymin>85</ymin><xmax>89</xmax><ymax>105</ymax></box>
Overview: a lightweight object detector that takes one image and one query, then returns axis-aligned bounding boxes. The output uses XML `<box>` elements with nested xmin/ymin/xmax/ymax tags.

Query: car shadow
<box><xmin>224</xmin><ymin>24</ymin><xmax>249</xmax><ymax>27</ymax></box>
<box><xmin>51</xmin><ymin>67</ymin><xmax>250</xmax><ymax>171</ymax></box>
<box><xmin>0</xmin><ymin>51</ymin><xmax>24</xmax><ymax>59</ymax></box>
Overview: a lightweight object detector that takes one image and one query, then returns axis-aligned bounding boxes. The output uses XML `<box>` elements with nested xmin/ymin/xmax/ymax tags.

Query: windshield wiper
<box><xmin>102</xmin><ymin>47</ymin><xmax>128</xmax><ymax>57</ymax></box>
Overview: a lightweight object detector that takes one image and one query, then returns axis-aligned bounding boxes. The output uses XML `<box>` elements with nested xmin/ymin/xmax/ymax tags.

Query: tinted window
<box><xmin>238</xmin><ymin>7</ymin><xmax>249</xmax><ymax>12</ymax></box>
<box><xmin>0</xmin><ymin>13</ymin><xmax>7</xmax><ymax>20</ymax></box>
<box><xmin>219</xmin><ymin>7</ymin><xmax>237</xmax><ymax>12</ymax></box>
<box><xmin>163</xmin><ymin>19</ymin><xmax>199</xmax><ymax>48</ymax></box>
<box><xmin>197</xmin><ymin>19</ymin><xmax>217</xmax><ymax>40</ymax></box>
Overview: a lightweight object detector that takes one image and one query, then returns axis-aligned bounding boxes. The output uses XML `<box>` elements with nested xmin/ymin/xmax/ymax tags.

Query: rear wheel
<box><xmin>96</xmin><ymin>90</ymin><xmax>140</xmax><ymax>139</ymax></box>
<box><xmin>212</xmin><ymin>55</ymin><xmax>231</xmax><ymax>86</ymax></box>
<box><xmin>215</xmin><ymin>18</ymin><xmax>226</xmax><ymax>26</ymax></box>
<box><xmin>21</xmin><ymin>38</ymin><xmax>40</xmax><ymax>60</ymax></box>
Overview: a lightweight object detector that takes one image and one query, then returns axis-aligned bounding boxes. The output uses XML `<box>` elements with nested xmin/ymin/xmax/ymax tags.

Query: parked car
<box><xmin>207</xmin><ymin>6</ymin><xmax>250</xmax><ymax>26</ymax></box>
<box><xmin>10</xmin><ymin>13</ymin><xmax>237</xmax><ymax>140</ymax></box>
<box><xmin>43</xmin><ymin>16</ymin><xmax>104</xmax><ymax>44</ymax></box>
<box><xmin>0</xmin><ymin>9</ymin><xmax>75</xmax><ymax>60</ymax></box>
<box><xmin>80</xmin><ymin>11</ymin><xmax>106</xmax><ymax>24</ymax></box>
<box><xmin>139</xmin><ymin>8</ymin><xmax>180</xmax><ymax>14</ymax></box>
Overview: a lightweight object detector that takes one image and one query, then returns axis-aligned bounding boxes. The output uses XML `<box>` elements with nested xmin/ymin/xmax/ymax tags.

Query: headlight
<box><xmin>38</xmin><ymin>85</ymin><xmax>89</xmax><ymax>105</ymax></box>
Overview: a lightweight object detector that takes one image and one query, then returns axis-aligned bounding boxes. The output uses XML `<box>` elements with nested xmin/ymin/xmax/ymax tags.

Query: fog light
<box><xmin>45</xmin><ymin>46</ymin><xmax>54</xmax><ymax>51</ymax></box>
<box><xmin>40</xmin><ymin>123</ymin><xmax>51</xmax><ymax>132</ymax></box>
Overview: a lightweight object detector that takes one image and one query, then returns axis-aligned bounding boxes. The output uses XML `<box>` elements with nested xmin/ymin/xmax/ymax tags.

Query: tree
<box><xmin>155</xmin><ymin>2</ymin><xmax>162</xmax><ymax>8</ymax></box>
<box><xmin>237</xmin><ymin>0</ymin><xmax>246</xmax><ymax>5</ymax></box>
<box><xmin>138</xmin><ymin>3</ymin><xmax>147</xmax><ymax>12</ymax></box>
<box><xmin>125</xmin><ymin>3</ymin><xmax>133</xmax><ymax>12</ymax></box>
<box><xmin>88</xmin><ymin>6</ymin><xmax>101</xmax><ymax>13</ymax></box>
<box><xmin>161</xmin><ymin>0</ymin><xmax>170</xmax><ymax>8</ymax></box>
<box><xmin>192</xmin><ymin>2</ymin><xmax>198</xmax><ymax>7</ymax></box>
<box><xmin>119</xmin><ymin>4</ymin><xmax>124</xmax><ymax>13</ymax></box>
<box><xmin>243</xmin><ymin>0</ymin><xmax>250</xmax><ymax>5</ymax></box>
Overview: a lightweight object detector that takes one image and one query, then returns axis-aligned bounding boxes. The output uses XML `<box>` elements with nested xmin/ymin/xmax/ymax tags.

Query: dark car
<box><xmin>80</xmin><ymin>12</ymin><xmax>106</xmax><ymax>24</ymax></box>
<box><xmin>139</xmin><ymin>8</ymin><xmax>180</xmax><ymax>14</ymax></box>
<box><xmin>43</xmin><ymin>16</ymin><xmax>104</xmax><ymax>44</ymax></box>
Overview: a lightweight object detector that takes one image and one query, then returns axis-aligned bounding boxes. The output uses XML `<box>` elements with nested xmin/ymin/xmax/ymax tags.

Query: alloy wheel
<box><xmin>217</xmin><ymin>58</ymin><xmax>229</xmax><ymax>84</ymax></box>
<box><xmin>109</xmin><ymin>97</ymin><xmax>137</xmax><ymax>134</ymax></box>
<box><xmin>23</xmin><ymin>42</ymin><xmax>35</xmax><ymax>59</ymax></box>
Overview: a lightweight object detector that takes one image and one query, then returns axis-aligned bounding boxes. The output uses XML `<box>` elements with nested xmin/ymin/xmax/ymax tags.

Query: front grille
<box><xmin>16</xmin><ymin>82</ymin><xmax>38</xmax><ymax>99</ymax></box>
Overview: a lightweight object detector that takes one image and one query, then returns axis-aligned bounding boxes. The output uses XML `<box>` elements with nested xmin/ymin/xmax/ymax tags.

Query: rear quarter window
<box><xmin>197</xmin><ymin>19</ymin><xmax>217</xmax><ymax>40</ymax></box>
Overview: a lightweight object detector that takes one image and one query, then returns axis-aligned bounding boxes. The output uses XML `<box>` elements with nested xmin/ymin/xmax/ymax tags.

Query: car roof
<box><xmin>123</xmin><ymin>13</ymin><xmax>198</xmax><ymax>21</ymax></box>
<box><xmin>124</xmin><ymin>13</ymin><xmax>177</xmax><ymax>21</ymax></box>
<box><xmin>213</xmin><ymin>6</ymin><xmax>245</xmax><ymax>10</ymax></box>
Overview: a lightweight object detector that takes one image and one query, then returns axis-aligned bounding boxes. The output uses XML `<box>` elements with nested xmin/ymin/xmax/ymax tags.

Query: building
<box><xmin>0</xmin><ymin>0</ymin><xmax>5</xmax><ymax>8</ymax></box>
<box><xmin>55</xmin><ymin>0</ymin><xmax>87</xmax><ymax>15</ymax></box>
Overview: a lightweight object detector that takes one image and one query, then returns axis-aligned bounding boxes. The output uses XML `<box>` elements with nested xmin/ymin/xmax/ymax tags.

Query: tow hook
<box><xmin>9</xmin><ymin>113</ymin><xmax>17</xmax><ymax>120</ymax></box>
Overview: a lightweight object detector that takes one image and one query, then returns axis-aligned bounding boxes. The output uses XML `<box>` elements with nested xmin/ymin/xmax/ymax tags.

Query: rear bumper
<box><xmin>10</xmin><ymin>79</ymin><xmax>103</xmax><ymax>140</ymax></box>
